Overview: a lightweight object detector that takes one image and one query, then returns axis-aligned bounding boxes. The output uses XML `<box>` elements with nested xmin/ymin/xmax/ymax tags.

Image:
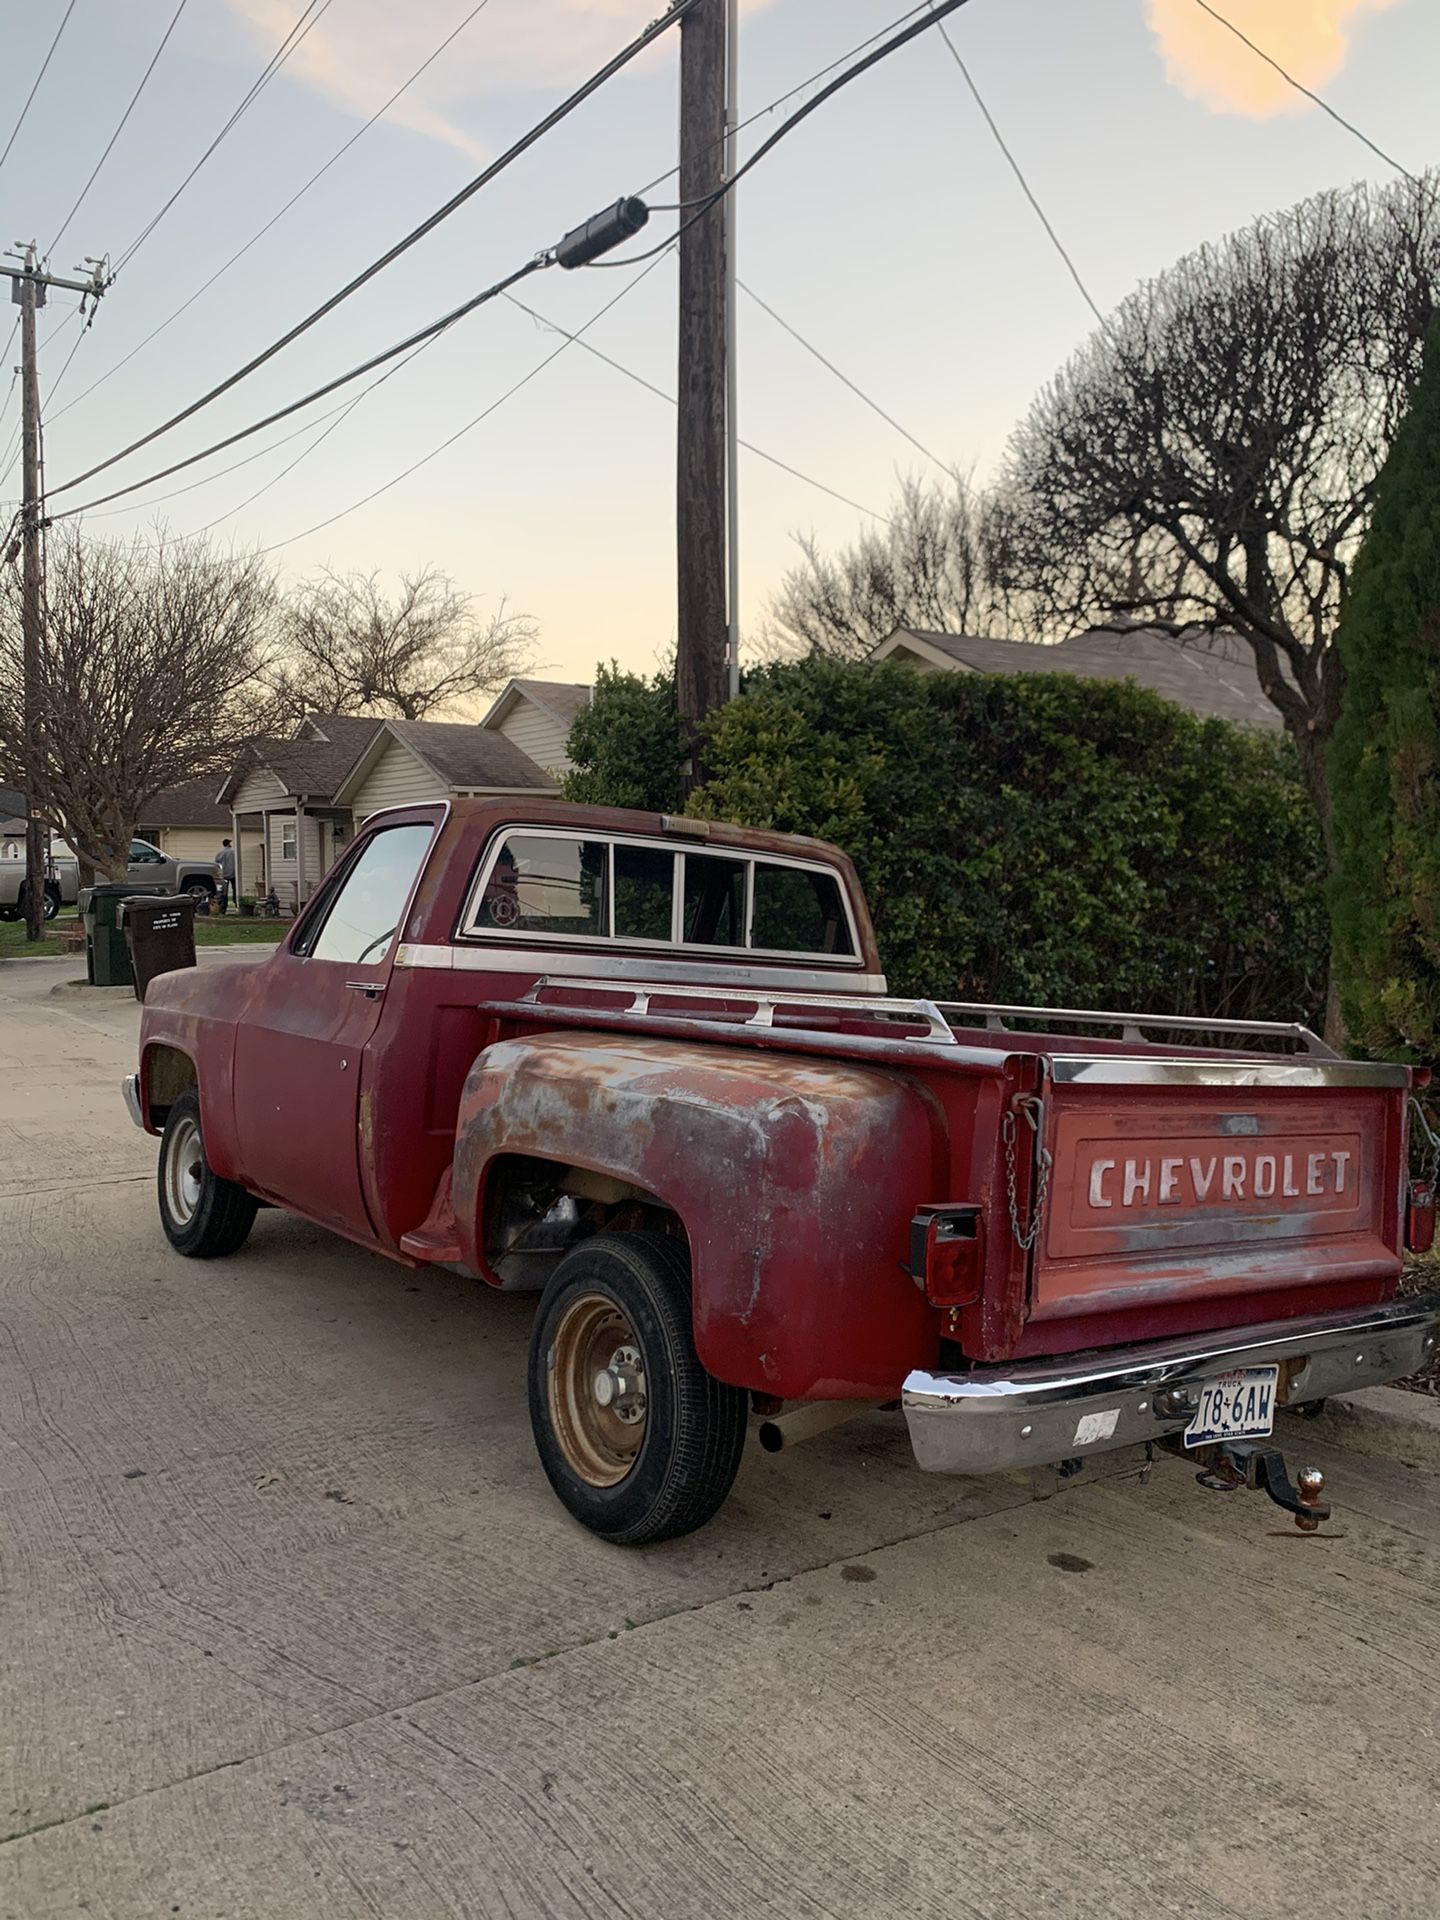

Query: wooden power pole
<box><xmin>675</xmin><ymin>0</ymin><xmax>729</xmax><ymax>753</ymax></box>
<box><xmin>3</xmin><ymin>245</ymin><xmax>106</xmax><ymax>940</ymax></box>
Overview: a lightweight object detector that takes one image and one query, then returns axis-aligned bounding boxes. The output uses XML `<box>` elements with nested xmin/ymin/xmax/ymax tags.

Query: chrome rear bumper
<box><xmin>902</xmin><ymin>1292</ymin><xmax>1440</xmax><ymax>1475</ymax></box>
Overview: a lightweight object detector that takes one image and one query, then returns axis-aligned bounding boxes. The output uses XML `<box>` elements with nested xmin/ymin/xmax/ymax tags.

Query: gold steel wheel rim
<box><xmin>548</xmin><ymin>1291</ymin><xmax>648</xmax><ymax>1488</ymax></box>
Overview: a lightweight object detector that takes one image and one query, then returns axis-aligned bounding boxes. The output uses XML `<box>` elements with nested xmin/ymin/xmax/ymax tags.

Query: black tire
<box><xmin>157</xmin><ymin>1089</ymin><xmax>258</xmax><ymax>1258</ymax></box>
<box><xmin>14</xmin><ymin>883</ymin><xmax>60</xmax><ymax>922</ymax></box>
<box><xmin>184</xmin><ymin>877</ymin><xmax>216</xmax><ymax>905</ymax></box>
<box><xmin>528</xmin><ymin>1232</ymin><xmax>748</xmax><ymax>1546</ymax></box>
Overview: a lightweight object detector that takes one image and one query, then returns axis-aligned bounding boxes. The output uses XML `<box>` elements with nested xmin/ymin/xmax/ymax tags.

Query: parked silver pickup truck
<box><xmin>0</xmin><ymin>837</ymin><xmax>219</xmax><ymax>921</ymax></box>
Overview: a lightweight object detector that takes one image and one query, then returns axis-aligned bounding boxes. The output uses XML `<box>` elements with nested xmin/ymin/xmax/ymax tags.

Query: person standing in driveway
<box><xmin>215</xmin><ymin>838</ymin><xmax>236</xmax><ymax>913</ymax></box>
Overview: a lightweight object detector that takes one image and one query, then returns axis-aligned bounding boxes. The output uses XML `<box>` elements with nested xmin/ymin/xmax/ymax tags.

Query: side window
<box><xmin>615</xmin><ymin>844</ymin><xmax>674</xmax><ymax>941</ymax></box>
<box><xmin>306</xmin><ymin>823</ymin><xmax>433</xmax><ymax>965</ymax></box>
<box><xmin>752</xmin><ymin>863</ymin><xmax>854</xmax><ymax>956</ymax></box>
<box><xmin>129</xmin><ymin>840</ymin><xmax>163</xmax><ymax>864</ymax></box>
<box><xmin>682</xmin><ymin>853</ymin><xmax>746</xmax><ymax>948</ymax></box>
<box><xmin>477</xmin><ymin>834</ymin><xmax>608</xmax><ymax>937</ymax></box>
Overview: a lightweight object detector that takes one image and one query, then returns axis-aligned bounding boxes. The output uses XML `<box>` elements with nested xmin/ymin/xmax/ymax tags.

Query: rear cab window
<box><xmin>460</xmin><ymin>829</ymin><xmax>858</xmax><ymax>964</ymax></box>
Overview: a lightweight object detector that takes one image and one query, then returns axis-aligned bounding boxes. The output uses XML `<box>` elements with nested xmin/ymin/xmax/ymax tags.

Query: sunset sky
<box><xmin>3</xmin><ymin>0</ymin><xmax>1435</xmax><ymax>684</ymax></box>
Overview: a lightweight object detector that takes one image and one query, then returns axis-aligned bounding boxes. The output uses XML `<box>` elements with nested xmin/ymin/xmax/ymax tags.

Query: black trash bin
<box><xmin>121</xmin><ymin>894</ymin><xmax>196</xmax><ymax>1002</ymax></box>
<box><xmin>80</xmin><ymin>884</ymin><xmax>148</xmax><ymax>988</ymax></box>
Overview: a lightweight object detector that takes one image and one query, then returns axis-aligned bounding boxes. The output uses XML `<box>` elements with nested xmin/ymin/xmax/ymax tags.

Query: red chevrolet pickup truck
<box><xmin>124</xmin><ymin>800</ymin><xmax>1440</xmax><ymax>1544</ymax></box>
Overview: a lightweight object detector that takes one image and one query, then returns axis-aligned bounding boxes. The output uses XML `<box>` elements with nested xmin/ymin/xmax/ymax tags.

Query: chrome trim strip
<box><xmin>1046</xmin><ymin>1053</ymin><xmax>1410</xmax><ymax>1090</ymax></box>
<box><xmin>393</xmin><ymin>941</ymin><xmax>888</xmax><ymax>995</ymax></box>
<box><xmin>122</xmin><ymin>1073</ymin><xmax>144</xmax><ymax>1131</ymax></box>
<box><xmin>516</xmin><ymin>977</ymin><xmax>959</xmax><ymax>1044</ymax></box>
<box><xmin>939</xmin><ymin>998</ymin><xmax>1332</xmax><ymax>1058</ymax></box>
<box><xmin>901</xmin><ymin>1292</ymin><xmax>1440</xmax><ymax>1475</ymax></box>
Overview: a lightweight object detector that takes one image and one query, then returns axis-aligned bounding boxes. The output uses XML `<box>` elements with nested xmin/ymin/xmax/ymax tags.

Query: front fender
<box><xmin>453</xmin><ymin>1031</ymin><xmax>946</xmax><ymax>1399</ymax></box>
<box><xmin>139</xmin><ymin>960</ymin><xmax>263</xmax><ymax>1178</ymax></box>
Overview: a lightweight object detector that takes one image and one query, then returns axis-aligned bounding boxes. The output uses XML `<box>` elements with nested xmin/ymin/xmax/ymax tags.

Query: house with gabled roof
<box><xmin>218</xmin><ymin>713</ymin><xmax>383</xmax><ymax>908</ymax></box>
<box><xmin>479</xmin><ymin>677</ymin><xmax>590</xmax><ymax>777</ymax></box>
<box><xmin>871</xmin><ymin>625</ymin><xmax>1286</xmax><ymax>732</ymax></box>
<box><xmin>334</xmin><ymin>716</ymin><xmax>559</xmax><ymax>824</ymax></box>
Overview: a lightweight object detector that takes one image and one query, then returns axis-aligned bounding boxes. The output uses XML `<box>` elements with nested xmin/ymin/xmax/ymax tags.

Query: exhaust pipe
<box><xmin>757</xmin><ymin>1400</ymin><xmax>878</xmax><ymax>1454</ymax></box>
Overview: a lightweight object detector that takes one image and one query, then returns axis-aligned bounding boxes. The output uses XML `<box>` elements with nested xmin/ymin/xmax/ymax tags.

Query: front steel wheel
<box><xmin>528</xmin><ymin>1233</ymin><xmax>748</xmax><ymax>1545</ymax></box>
<box><xmin>157</xmin><ymin>1089</ymin><xmax>258</xmax><ymax>1258</ymax></box>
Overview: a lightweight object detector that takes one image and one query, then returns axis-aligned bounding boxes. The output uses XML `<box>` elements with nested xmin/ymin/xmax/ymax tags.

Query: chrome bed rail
<box><xmin>936</xmin><ymin>1000</ymin><xmax>1335</xmax><ymax>1059</ymax></box>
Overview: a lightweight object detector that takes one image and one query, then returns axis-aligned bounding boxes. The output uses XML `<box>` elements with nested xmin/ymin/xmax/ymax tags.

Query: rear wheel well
<box><xmin>144</xmin><ymin>1044</ymin><xmax>197</xmax><ymax>1130</ymax></box>
<box><xmin>482</xmin><ymin>1153</ymin><xmax>682</xmax><ymax>1291</ymax></box>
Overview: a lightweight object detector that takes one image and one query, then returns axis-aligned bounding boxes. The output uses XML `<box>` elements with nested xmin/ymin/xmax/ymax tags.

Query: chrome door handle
<box><xmin>345</xmin><ymin>981</ymin><xmax>384</xmax><ymax>999</ymax></box>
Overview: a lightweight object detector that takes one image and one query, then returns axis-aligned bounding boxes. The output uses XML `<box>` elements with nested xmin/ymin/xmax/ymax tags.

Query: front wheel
<box><xmin>157</xmin><ymin>1089</ymin><xmax>257</xmax><ymax>1258</ymax></box>
<box><xmin>528</xmin><ymin>1233</ymin><xmax>748</xmax><ymax>1545</ymax></box>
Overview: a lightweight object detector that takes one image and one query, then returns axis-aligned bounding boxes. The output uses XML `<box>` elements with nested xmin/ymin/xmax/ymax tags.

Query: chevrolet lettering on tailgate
<box><xmin>1086</xmin><ymin>1141</ymin><xmax>1355</xmax><ymax>1210</ymax></box>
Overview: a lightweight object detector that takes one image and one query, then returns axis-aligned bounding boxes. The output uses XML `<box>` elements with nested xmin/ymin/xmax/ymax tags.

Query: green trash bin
<box><xmin>80</xmin><ymin>884</ymin><xmax>152</xmax><ymax>987</ymax></box>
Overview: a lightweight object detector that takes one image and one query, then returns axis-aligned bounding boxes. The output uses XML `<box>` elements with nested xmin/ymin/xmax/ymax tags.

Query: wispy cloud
<box><xmin>226</xmin><ymin>0</ymin><xmax>775</xmax><ymax>161</ymax></box>
<box><xmin>1146</xmin><ymin>0</ymin><xmax>1401</xmax><ymax>118</ymax></box>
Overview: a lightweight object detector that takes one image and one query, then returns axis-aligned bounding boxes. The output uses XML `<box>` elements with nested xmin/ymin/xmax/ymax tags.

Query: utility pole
<box><xmin>724</xmin><ymin>0</ymin><xmax>740</xmax><ymax>704</ymax></box>
<box><xmin>3</xmin><ymin>244</ymin><xmax>106</xmax><ymax>941</ymax></box>
<box><xmin>675</xmin><ymin>0</ymin><xmax>728</xmax><ymax>759</ymax></box>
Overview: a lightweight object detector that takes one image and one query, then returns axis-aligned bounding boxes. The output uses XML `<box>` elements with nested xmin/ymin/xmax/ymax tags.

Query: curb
<box><xmin>1282</xmin><ymin>1385</ymin><xmax>1440</xmax><ymax>1470</ymax></box>
<box><xmin>49</xmin><ymin>980</ymin><xmax>136</xmax><ymax>1002</ymax></box>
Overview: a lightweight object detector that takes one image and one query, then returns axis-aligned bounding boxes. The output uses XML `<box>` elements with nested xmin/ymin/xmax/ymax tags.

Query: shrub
<box><xmin>567</xmin><ymin>657</ymin><xmax>1328</xmax><ymax>1019</ymax></box>
<box><xmin>1328</xmin><ymin>318</ymin><xmax>1440</xmax><ymax>1064</ymax></box>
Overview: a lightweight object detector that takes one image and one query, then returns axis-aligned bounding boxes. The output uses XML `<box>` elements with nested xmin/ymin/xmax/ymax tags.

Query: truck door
<box><xmin>231</xmin><ymin>818</ymin><xmax>436</xmax><ymax>1239</ymax></box>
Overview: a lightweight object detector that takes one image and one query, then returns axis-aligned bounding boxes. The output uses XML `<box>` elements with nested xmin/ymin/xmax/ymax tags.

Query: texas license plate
<box><xmin>1183</xmin><ymin>1366</ymin><xmax>1279</xmax><ymax>1448</ymax></box>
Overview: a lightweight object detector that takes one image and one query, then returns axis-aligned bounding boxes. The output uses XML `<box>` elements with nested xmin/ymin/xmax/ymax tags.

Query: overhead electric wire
<box><xmin>48</xmin><ymin>0</ymin><xmax>702</xmax><ymax>501</ymax></box>
<box><xmin>250</xmin><ymin>252</ymin><xmax>676</xmax><ymax>555</ymax></box>
<box><xmin>927</xmin><ymin>3</ymin><xmax>1109</xmax><ymax>331</ymax></box>
<box><xmin>736</xmin><ymin>279</ymin><xmax>955</xmax><ymax>477</ymax></box>
<box><xmin>112</xmin><ymin>0</ymin><xmax>337</xmax><ymax>274</ymax></box>
<box><xmin>591</xmin><ymin>0</ymin><xmax>976</xmax><ymax>269</ymax></box>
<box><xmin>50</xmin><ymin>0</ymin><xmax>499</xmax><ymax>428</ymax></box>
<box><xmin>504</xmin><ymin>286</ymin><xmax>894</xmax><ymax>526</ymax></box>
<box><xmin>0</xmin><ymin>0</ymin><xmax>81</xmax><ymax>182</ymax></box>
<box><xmin>1191</xmin><ymin>0</ymin><xmax>1419</xmax><ymax>186</ymax></box>
<box><xmin>47</xmin><ymin>256</ymin><xmax>549</xmax><ymax>521</ymax></box>
<box><xmin>49</xmin><ymin>0</ymin><xmax>192</xmax><ymax>258</ymax></box>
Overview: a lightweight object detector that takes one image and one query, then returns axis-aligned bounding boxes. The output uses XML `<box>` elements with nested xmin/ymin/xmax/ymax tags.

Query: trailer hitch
<box><xmin>1194</xmin><ymin>1441</ymin><xmax>1330</xmax><ymax>1532</ymax></box>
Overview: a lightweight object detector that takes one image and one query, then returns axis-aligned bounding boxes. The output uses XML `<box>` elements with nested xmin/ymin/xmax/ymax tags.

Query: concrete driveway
<box><xmin>2</xmin><ymin>955</ymin><xmax>1439</xmax><ymax>1920</ymax></box>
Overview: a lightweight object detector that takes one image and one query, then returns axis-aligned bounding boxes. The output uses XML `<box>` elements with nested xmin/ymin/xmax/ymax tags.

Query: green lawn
<box><xmin>0</xmin><ymin>910</ymin><xmax>285</xmax><ymax>960</ymax></box>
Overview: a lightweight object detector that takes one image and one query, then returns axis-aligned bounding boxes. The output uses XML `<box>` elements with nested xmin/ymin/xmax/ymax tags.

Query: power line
<box><xmin>504</xmin><ymin>286</ymin><xmax>892</xmax><ymax>525</ymax></box>
<box><xmin>48</xmin><ymin>0</ymin><xmax>702</xmax><ymax>502</ymax></box>
<box><xmin>0</xmin><ymin>0</ymin><xmax>81</xmax><ymax>181</ymax></box>
<box><xmin>49</xmin><ymin>0</ymin><xmax>192</xmax><ymax>258</ymax></box>
<box><xmin>1191</xmin><ymin>0</ymin><xmax>1419</xmax><ymax>186</ymax></box>
<box><xmin>592</xmin><ymin>0</ymin><xmax>977</xmax><ymax>269</ymax></box>
<box><xmin>736</xmin><ymin>280</ymin><xmax>954</xmax><ymax>477</ymax></box>
<box><xmin>927</xmin><ymin>3</ymin><xmax>1109</xmax><ymax>331</ymax></box>
<box><xmin>252</xmin><ymin>254</ymin><xmax>676</xmax><ymax>556</ymax></box>
<box><xmin>50</xmin><ymin>0</ymin><xmax>498</xmax><ymax>428</ymax></box>
<box><xmin>112</xmin><ymin>0</ymin><xmax>338</xmax><ymax>274</ymax></box>
<box><xmin>48</xmin><ymin>257</ymin><xmax>550</xmax><ymax>520</ymax></box>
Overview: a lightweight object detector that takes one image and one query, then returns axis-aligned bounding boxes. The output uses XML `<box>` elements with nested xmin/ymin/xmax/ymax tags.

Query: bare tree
<box><xmin>990</xmin><ymin>174</ymin><xmax>1440</xmax><ymax>840</ymax></box>
<box><xmin>0</xmin><ymin>526</ymin><xmax>277</xmax><ymax>878</ymax></box>
<box><xmin>274</xmin><ymin>567</ymin><xmax>537</xmax><ymax>721</ymax></box>
<box><xmin>762</xmin><ymin>475</ymin><xmax>1020</xmax><ymax>660</ymax></box>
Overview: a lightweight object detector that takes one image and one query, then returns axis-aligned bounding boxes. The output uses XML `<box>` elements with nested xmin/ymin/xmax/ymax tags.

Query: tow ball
<box><xmin>1192</xmin><ymin>1441</ymin><xmax>1331</xmax><ymax>1532</ymax></box>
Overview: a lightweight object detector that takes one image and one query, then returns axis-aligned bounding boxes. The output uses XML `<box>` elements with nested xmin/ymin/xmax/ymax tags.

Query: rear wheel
<box><xmin>157</xmin><ymin>1089</ymin><xmax>257</xmax><ymax>1258</ymax></box>
<box><xmin>15</xmin><ymin>883</ymin><xmax>60</xmax><ymax>922</ymax></box>
<box><xmin>528</xmin><ymin>1232</ymin><xmax>748</xmax><ymax>1545</ymax></box>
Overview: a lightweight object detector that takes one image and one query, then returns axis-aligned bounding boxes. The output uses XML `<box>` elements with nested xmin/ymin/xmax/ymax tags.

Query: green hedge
<box><xmin>565</xmin><ymin>658</ymin><xmax>1328</xmax><ymax>1020</ymax></box>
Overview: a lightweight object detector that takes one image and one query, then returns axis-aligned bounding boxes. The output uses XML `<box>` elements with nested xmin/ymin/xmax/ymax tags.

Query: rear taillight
<box><xmin>908</xmin><ymin>1204</ymin><xmax>984</xmax><ymax>1305</ymax></box>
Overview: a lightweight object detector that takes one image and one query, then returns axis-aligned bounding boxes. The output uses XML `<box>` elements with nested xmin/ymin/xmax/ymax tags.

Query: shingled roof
<box><xmin>873</xmin><ymin>626</ymin><xmax>1287</xmax><ymax>732</ymax></box>
<box><xmin>218</xmin><ymin>713</ymin><xmax>383</xmax><ymax>803</ymax></box>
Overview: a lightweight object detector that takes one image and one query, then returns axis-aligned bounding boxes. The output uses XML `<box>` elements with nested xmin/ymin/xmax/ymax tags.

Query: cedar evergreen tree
<box><xmin>1328</xmin><ymin>315</ymin><xmax>1440</xmax><ymax>1062</ymax></box>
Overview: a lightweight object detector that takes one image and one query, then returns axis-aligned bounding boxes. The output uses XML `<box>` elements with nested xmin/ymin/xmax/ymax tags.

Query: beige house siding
<box><xmin>347</xmin><ymin>738</ymin><xmax>446</xmax><ymax>821</ymax></box>
<box><xmin>139</xmin><ymin>824</ymin><xmax>263</xmax><ymax>870</ymax></box>
<box><xmin>262</xmin><ymin>812</ymin><xmax>335</xmax><ymax>907</ymax></box>
<box><xmin>497</xmin><ymin>703</ymin><xmax>572</xmax><ymax>777</ymax></box>
<box><xmin>231</xmin><ymin>766</ymin><xmax>288</xmax><ymax>813</ymax></box>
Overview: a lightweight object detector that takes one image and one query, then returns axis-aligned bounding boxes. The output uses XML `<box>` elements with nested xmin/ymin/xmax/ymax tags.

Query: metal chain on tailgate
<box><xmin>1003</xmin><ymin>1093</ymin><xmax>1052</xmax><ymax>1253</ymax></box>
<box><xmin>1409</xmin><ymin>1096</ymin><xmax>1440</xmax><ymax>1183</ymax></box>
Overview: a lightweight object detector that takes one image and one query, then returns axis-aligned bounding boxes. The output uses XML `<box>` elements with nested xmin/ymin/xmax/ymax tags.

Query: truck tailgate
<box><xmin>1029</xmin><ymin>1055</ymin><xmax>1409</xmax><ymax>1332</ymax></box>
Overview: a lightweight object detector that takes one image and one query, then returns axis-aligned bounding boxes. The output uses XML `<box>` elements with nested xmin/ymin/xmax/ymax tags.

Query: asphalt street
<box><xmin>2</xmin><ymin>953</ymin><xmax>1438</xmax><ymax>1919</ymax></box>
